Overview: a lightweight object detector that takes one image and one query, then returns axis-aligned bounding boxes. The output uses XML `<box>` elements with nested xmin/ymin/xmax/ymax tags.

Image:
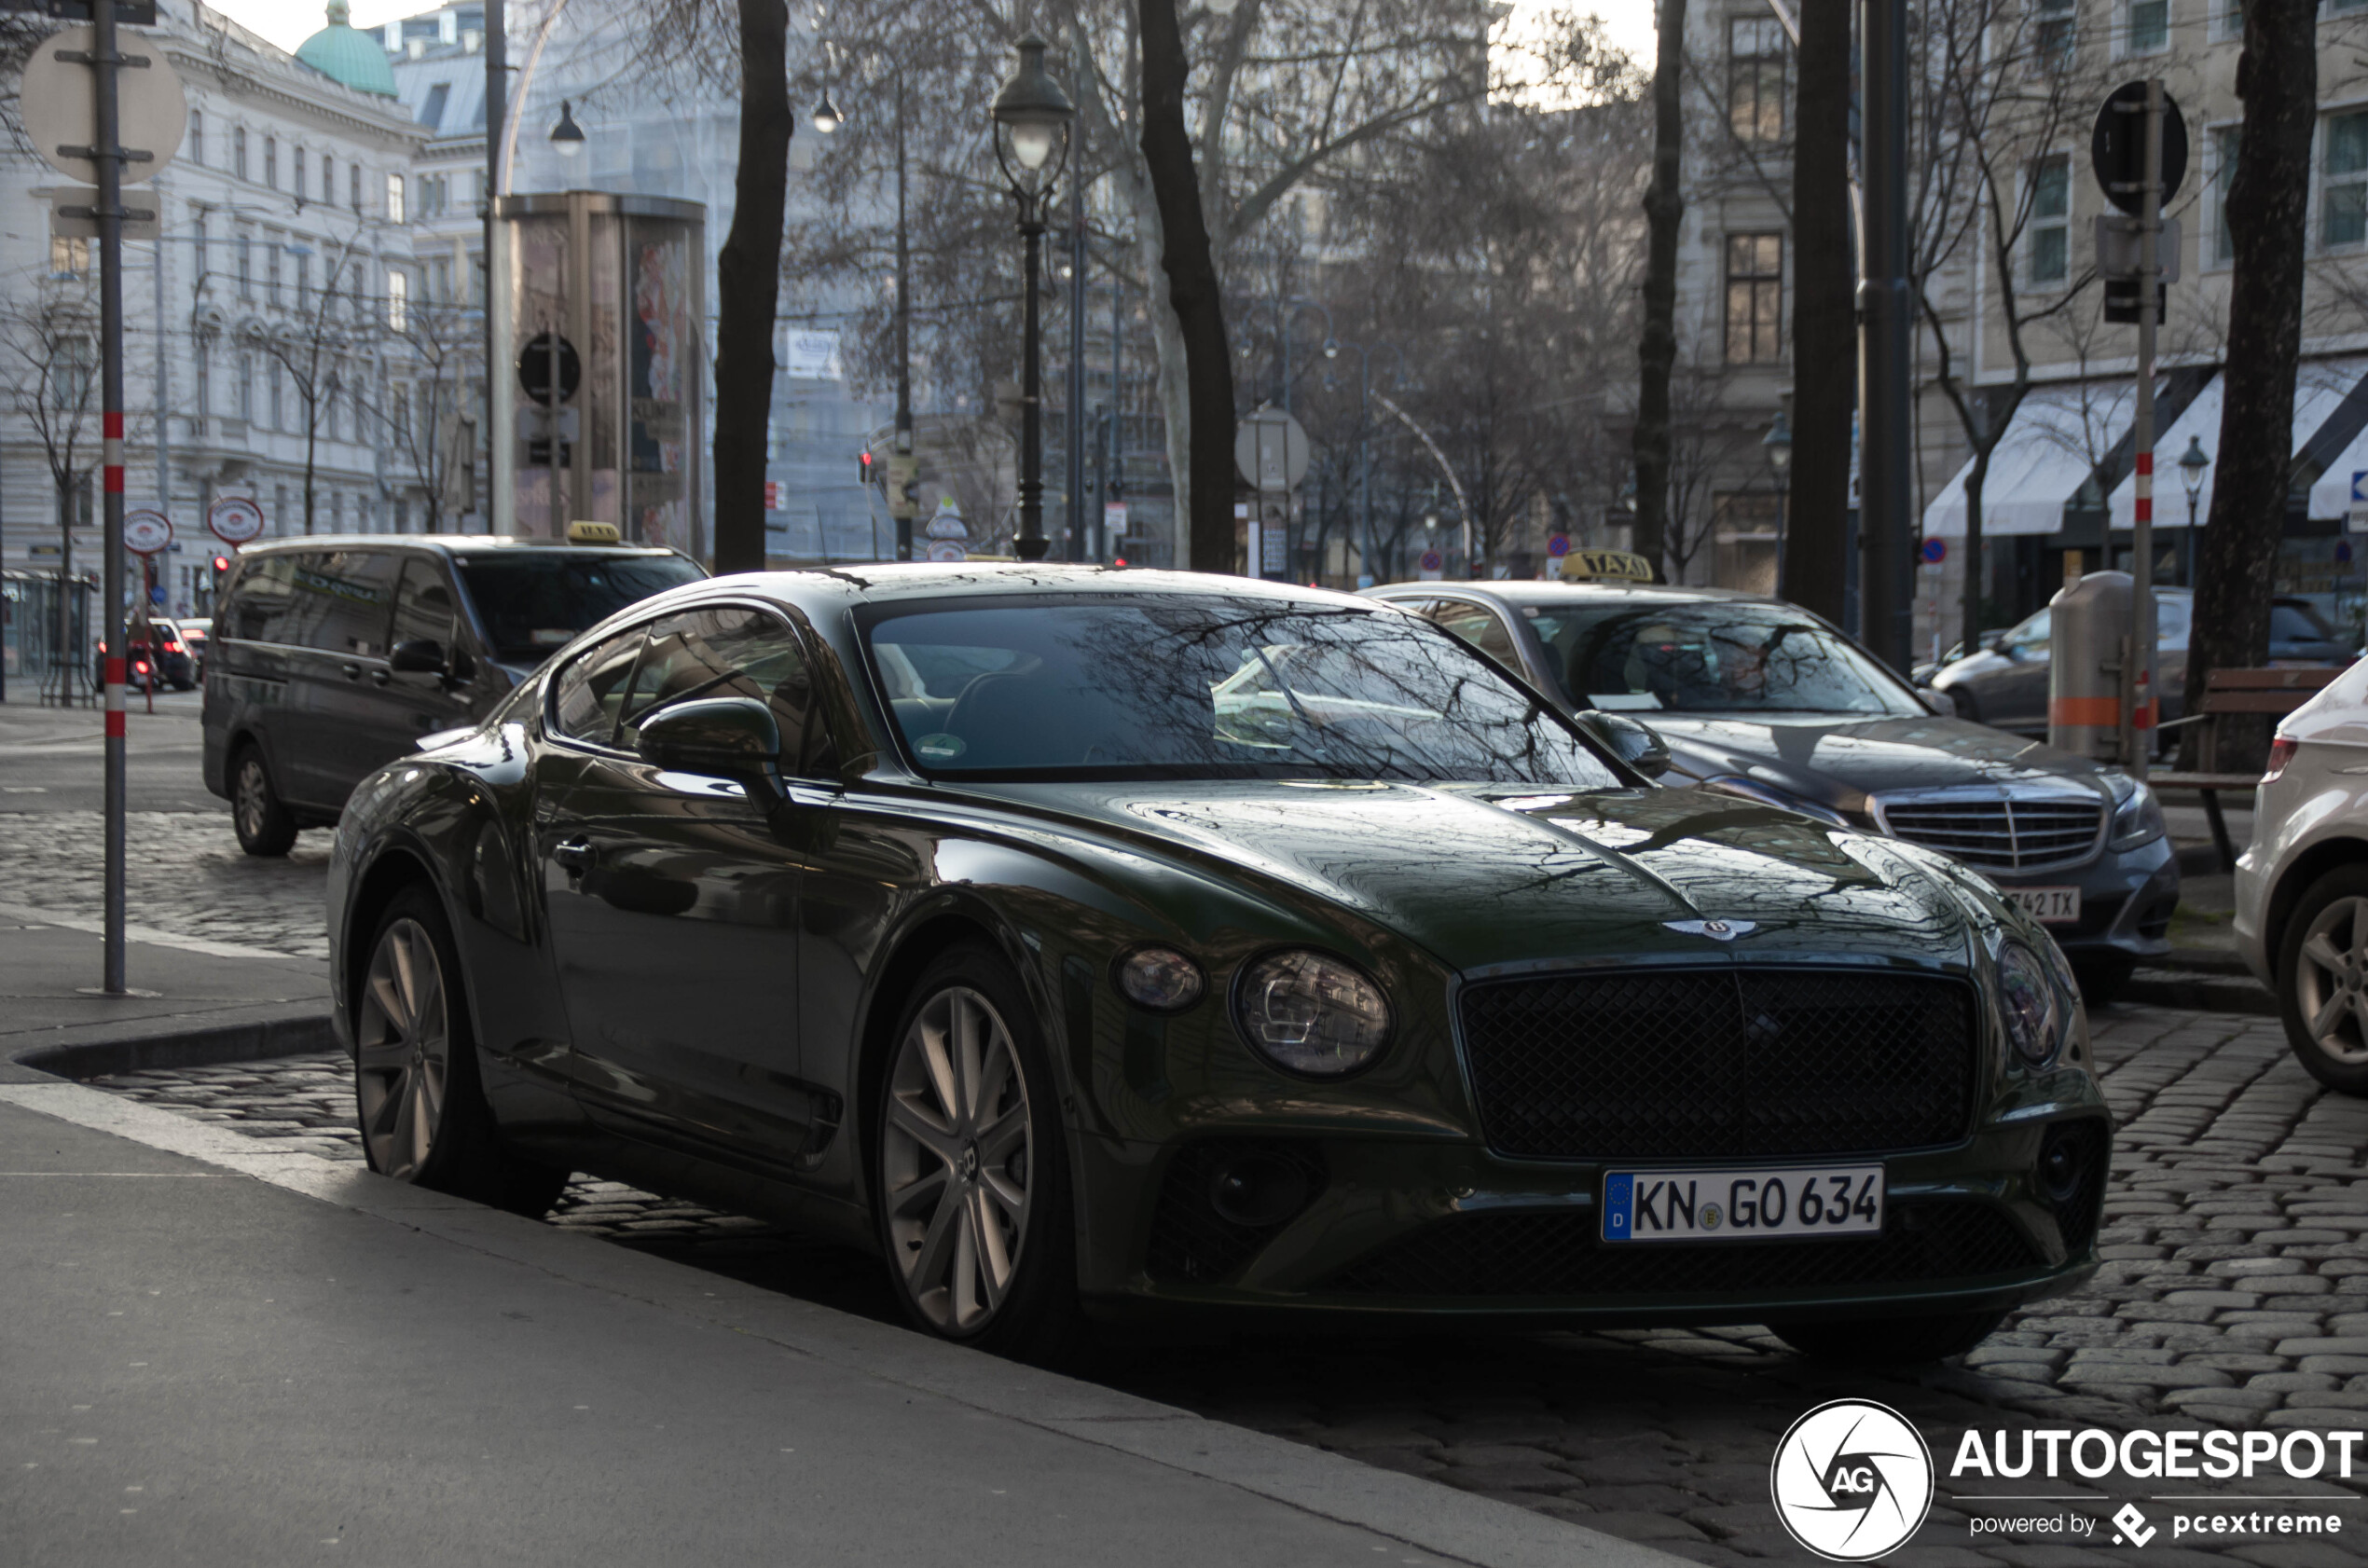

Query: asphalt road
<box><xmin>0</xmin><ymin>693</ymin><xmax>219</xmax><ymax>814</ymax></box>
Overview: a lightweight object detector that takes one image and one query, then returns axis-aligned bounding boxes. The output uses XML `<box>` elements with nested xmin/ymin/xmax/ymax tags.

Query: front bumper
<box><xmin>1073</xmin><ymin>1093</ymin><xmax>2108</xmax><ymax>1328</ymax></box>
<box><xmin>1989</xmin><ymin>834</ymin><xmax>2178</xmax><ymax>966</ymax></box>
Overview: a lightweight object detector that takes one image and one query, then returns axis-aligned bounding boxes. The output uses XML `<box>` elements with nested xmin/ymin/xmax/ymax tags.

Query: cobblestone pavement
<box><xmin>0</xmin><ymin>810</ymin><xmax>329</xmax><ymax>957</ymax></box>
<box><xmin>88</xmin><ymin>1007</ymin><xmax>2368</xmax><ymax>1567</ymax></box>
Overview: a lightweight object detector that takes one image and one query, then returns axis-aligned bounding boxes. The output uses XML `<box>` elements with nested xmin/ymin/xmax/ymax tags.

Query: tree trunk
<box><xmin>1138</xmin><ymin>0</ymin><xmax>1236</xmax><ymax>573</ymax></box>
<box><xmin>1631</xmin><ymin>0</ymin><xmax>1685</xmax><ymax>577</ymax></box>
<box><xmin>2185</xmin><ymin>0</ymin><xmax>2317</xmax><ymax>770</ymax></box>
<box><xmin>1962</xmin><ymin>450</ymin><xmax>1989</xmax><ymax>667</ymax></box>
<box><xmin>711</xmin><ymin>0</ymin><xmax>792</xmax><ymax>574</ymax></box>
<box><xmin>1788</xmin><ymin>0</ymin><xmax>1851</xmax><ymax>624</ymax></box>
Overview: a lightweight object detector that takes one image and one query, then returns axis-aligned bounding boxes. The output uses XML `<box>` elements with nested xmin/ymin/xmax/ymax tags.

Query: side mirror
<box><xmin>390</xmin><ymin>639</ymin><xmax>447</xmax><ymax>677</ymax></box>
<box><xmin>635</xmin><ymin>695</ymin><xmax>785</xmax><ymax>805</ymax></box>
<box><xmin>1578</xmin><ymin>709</ymin><xmax>1673</xmax><ymax>779</ymax></box>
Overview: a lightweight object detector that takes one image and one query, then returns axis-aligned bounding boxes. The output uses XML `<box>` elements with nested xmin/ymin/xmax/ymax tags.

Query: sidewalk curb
<box><xmin>0</xmin><ymin>1074</ymin><xmax>1689</xmax><ymax>1568</ymax></box>
<box><xmin>3</xmin><ymin>1002</ymin><xmax>337</xmax><ymax>1083</ymax></box>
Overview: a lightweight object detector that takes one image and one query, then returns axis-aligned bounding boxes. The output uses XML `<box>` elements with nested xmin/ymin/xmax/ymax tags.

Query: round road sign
<box><xmin>1419</xmin><ymin>549</ymin><xmax>1445</xmax><ymax>573</ymax></box>
<box><xmin>1547</xmin><ymin>533</ymin><xmax>1571</xmax><ymax>557</ymax></box>
<box><xmin>1920</xmin><ymin>537</ymin><xmax>1948</xmax><ymax>566</ymax></box>
<box><xmin>2091</xmin><ymin>82</ymin><xmax>2188</xmax><ymax>216</ymax></box>
<box><xmin>21</xmin><ymin>26</ymin><xmax>187</xmax><ymax>188</ymax></box>
<box><xmin>207</xmin><ymin>495</ymin><xmax>265</xmax><ymax>545</ymax></box>
<box><xmin>1233</xmin><ymin>409</ymin><xmax>1313</xmax><ymax>491</ymax></box>
<box><xmin>517</xmin><ymin>333</ymin><xmax>583</xmax><ymax>405</ymax></box>
<box><xmin>122</xmin><ymin>509</ymin><xmax>172</xmax><ymax>555</ymax></box>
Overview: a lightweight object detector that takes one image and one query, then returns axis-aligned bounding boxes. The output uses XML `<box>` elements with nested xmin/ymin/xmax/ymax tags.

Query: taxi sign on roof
<box><xmin>1555</xmin><ymin>547</ymin><xmax>1657</xmax><ymax>584</ymax></box>
<box><xmin>565</xmin><ymin>520</ymin><xmax>623</xmax><ymax>545</ymax></box>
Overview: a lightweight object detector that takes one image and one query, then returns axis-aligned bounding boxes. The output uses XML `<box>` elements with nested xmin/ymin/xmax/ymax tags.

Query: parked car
<box><xmin>1925</xmin><ymin>588</ymin><xmax>2348</xmax><ymax>737</ymax></box>
<box><xmin>1365</xmin><ymin>579</ymin><xmax>2177</xmax><ymax>998</ymax></box>
<box><xmin>93</xmin><ymin>623</ymin><xmax>195</xmax><ymax>692</ymax></box>
<box><xmin>329</xmin><ymin>563</ymin><xmax>2109</xmax><ymax>1366</ymax></box>
<box><xmin>204</xmin><ymin>534</ymin><xmax>704</xmax><ymax>857</ymax></box>
<box><xmin>165</xmin><ymin>615</ymin><xmax>212</xmax><ymax>685</ymax></box>
<box><xmin>2233</xmin><ymin>655</ymin><xmax>2368</xmax><ymax>1095</ymax></box>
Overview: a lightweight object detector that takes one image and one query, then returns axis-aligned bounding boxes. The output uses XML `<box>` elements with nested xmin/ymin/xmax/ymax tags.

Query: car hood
<box><xmin>1642</xmin><ymin>713</ymin><xmax>2119</xmax><ymax>817</ymax></box>
<box><xmin>963</xmin><ymin>778</ymin><xmax>1975</xmax><ymax>976</ymax></box>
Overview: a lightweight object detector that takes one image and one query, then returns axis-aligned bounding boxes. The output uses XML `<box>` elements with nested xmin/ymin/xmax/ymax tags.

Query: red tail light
<box><xmin>163</xmin><ymin>640</ymin><xmax>182</xmax><ymax>652</ymax></box>
<box><xmin>134</xmin><ymin>660</ymin><xmax>151</xmax><ymax>675</ymax></box>
<box><xmin>2265</xmin><ymin>736</ymin><xmax>2299</xmax><ymax>783</ymax></box>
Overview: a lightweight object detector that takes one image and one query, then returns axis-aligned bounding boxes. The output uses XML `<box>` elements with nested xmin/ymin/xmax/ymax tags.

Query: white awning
<box><xmin>2112</xmin><ymin>358</ymin><xmax>2368</xmax><ymax>527</ymax></box>
<box><xmin>1922</xmin><ymin>383</ymin><xmax>2143</xmax><ymax>538</ymax></box>
<box><xmin>2307</xmin><ymin>360</ymin><xmax>2368</xmax><ymax>519</ymax></box>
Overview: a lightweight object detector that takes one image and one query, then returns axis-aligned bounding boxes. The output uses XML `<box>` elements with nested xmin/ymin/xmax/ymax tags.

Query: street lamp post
<box><xmin>1764</xmin><ymin>410</ymin><xmax>1794</xmax><ymax>598</ymax></box>
<box><xmin>990</xmin><ymin>34</ymin><xmax>1075</xmax><ymax>563</ymax></box>
<box><xmin>2179</xmin><ymin>434</ymin><xmax>2209</xmax><ymax>587</ymax></box>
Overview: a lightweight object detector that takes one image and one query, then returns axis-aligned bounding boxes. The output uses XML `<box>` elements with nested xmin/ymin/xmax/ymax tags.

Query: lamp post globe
<box><xmin>550</xmin><ymin>99</ymin><xmax>585</xmax><ymax>158</ymax></box>
<box><xmin>990</xmin><ymin>34</ymin><xmax>1075</xmax><ymax>563</ymax></box>
<box><xmin>814</xmin><ymin>90</ymin><xmax>843</xmax><ymax>134</ymax></box>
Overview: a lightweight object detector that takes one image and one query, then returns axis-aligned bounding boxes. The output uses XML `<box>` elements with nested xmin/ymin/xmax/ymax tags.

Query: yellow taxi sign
<box><xmin>1555</xmin><ymin>547</ymin><xmax>1656</xmax><ymax>584</ymax></box>
<box><xmin>565</xmin><ymin>520</ymin><xmax>623</xmax><ymax>545</ymax></box>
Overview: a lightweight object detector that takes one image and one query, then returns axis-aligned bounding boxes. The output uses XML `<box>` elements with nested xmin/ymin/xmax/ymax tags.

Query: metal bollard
<box><xmin>2047</xmin><ymin>571</ymin><xmax>2155</xmax><ymax>762</ymax></box>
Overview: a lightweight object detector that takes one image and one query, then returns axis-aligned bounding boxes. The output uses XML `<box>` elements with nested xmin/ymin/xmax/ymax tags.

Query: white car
<box><xmin>2234</xmin><ymin>656</ymin><xmax>2368</xmax><ymax>1095</ymax></box>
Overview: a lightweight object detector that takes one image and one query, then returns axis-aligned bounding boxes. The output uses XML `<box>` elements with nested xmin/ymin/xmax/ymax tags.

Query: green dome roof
<box><xmin>296</xmin><ymin>0</ymin><xmax>398</xmax><ymax>98</ymax></box>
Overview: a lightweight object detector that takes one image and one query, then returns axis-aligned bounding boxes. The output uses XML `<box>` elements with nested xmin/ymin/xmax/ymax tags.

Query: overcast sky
<box><xmin>206</xmin><ymin>0</ymin><xmax>1657</xmax><ymax>84</ymax></box>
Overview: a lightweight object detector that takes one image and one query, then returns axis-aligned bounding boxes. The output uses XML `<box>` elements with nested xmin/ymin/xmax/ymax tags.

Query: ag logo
<box><xmin>1769</xmin><ymin>1398</ymin><xmax>1934</xmax><ymax>1561</ymax></box>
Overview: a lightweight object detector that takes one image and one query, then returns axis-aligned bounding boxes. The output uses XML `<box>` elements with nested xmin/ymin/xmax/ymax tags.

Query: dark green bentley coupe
<box><xmin>326</xmin><ymin>565</ymin><xmax>2108</xmax><ymax>1364</ymax></box>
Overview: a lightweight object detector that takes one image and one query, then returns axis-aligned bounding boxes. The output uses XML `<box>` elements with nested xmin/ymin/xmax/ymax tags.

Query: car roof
<box><xmin>734</xmin><ymin>560</ymin><xmax>1395</xmax><ymax>612</ymax></box>
<box><xmin>1366</xmin><ymin>579</ymin><xmax>1780</xmax><ymax>611</ymax></box>
<box><xmin>229</xmin><ymin>533</ymin><xmax>689</xmax><ymax>561</ymax></box>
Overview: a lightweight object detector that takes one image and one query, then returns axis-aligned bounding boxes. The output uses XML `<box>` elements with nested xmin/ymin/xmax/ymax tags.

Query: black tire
<box><xmin>871</xmin><ymin>940</ymin><xmax>1086</xmax><ymax>1366</ymax></box>
<box><xmin>2275</xmin><ymin>864</ymin><xmax>2368</xmax><ymax>1096</ymax></box>
<box><xmin>1773</xmin><ymin>1310</ymin><xmax>2005</xmax><ymax>1365</ymax></box>
<box><xmin>2072</xmin><ymin>957</ymin><xmax>2134</xmax><ymax>1009</ymax></box>
<box><xmin>229</xmin><ymin>744</ymin><xmax>299</xmax><ymax>857</ymax></box>
<box><xmin>352</xmin><ymin>884</ymin><xmax>570</xmax><ymax>1216</ymax></box>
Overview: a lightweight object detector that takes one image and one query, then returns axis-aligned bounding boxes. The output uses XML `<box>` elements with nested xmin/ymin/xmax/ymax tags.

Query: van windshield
<box><xmin>452</xmin><ymin>553</ymin><xmax>704</xmax><ymax>664</ymax></box>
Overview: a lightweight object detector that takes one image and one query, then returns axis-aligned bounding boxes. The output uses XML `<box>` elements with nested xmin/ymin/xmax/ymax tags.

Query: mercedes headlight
<box><xmin>2106</xmin><ymin>776</ymin><xmax>2166</xmax><ymax>850</ymax></box>
<box><xmin>1233</xmin><ymin>950</ymin><xmax>1392</xmax><ymax>1077</ymax></box>
<box><xmin>1997</xmin><ymin>941</ymin><xmax>2066</xmax><ymax>1067</ymax></box>
<box><xmin>1701</xmin><ymin>774</ymin><xmax>1852</xmax><ymax>828</ymax></box>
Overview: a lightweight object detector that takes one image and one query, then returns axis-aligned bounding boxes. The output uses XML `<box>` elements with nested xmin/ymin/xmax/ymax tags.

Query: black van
<box><xmin>203</xmin><ymin>535</ymin><xmax>705</xmax><ymax>855</ymax></box>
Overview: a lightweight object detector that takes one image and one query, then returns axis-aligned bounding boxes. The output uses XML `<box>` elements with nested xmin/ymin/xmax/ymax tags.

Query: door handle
<box><xmin>370</xmin><ymin>668</ymin><xmax>391</xmax><ymax>687</ymax></box>
<box><xmin>340</xmin><ymin>662</ymin><xmax>363</xmax><ymax>681</ymax></box>
<box><xmin>552</xmin><ymin>837</ymin><xmax>596</xmax><ymax>873</ymax></box>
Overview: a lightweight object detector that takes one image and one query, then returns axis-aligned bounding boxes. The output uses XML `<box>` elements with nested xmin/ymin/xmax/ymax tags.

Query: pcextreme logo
<box><xmin>1769</xmin><ymin>1399</ymin><xmax>1936</xmax><ymax>1561</ymax></box>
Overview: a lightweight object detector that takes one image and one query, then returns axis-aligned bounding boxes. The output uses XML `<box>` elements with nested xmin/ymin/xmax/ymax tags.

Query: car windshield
<box><xmin>452</xmin><ymin>553</ymin><xmax>704</xmax><ymax>664</ymax></box>
<box><xmin>864</xmin><ymin>597</ymin><xmax>1620</xmax><ymax>786</ymax></box>
<box><xmin>1522</xmin><ymin>602</ymin><xmax>1921</xmax><ymax>717</ymax></box>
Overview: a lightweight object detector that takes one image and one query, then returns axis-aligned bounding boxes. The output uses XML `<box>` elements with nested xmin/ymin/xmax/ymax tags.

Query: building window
<box><xmin>269</xmin><ymin>363</ymin><xmax>284</xmax><ymax>429</ymax></box>
<box><xmin>56</xmin><ymin>337</ymin><xmax>93</xmax><ymax>409</ymax></box>
<box><xmin>350</xmin><ymin>163</ymin><xmax>363</xmax><ymax>213</ymax></box>
<box><xmin>274</xmin><ymin>484</ymin><xmax>287</xmax><ymax>532</ymax></box>
<box><xmin>321</xmin><ymin>155</ymin><xmax>334</xmax><ymax>205</ymax></box>
<box><xmin>2029</xmin><ymin>157</ymin><xmax>2071</xmax><ymax>284</ymax></box>
<box><xmin>2222</xmin><ymin>0</ymin><xmax>2249</xmax><ymax>34</ymax></box>
<box><xmin>294</xmin><ymin>145</ymin><xmax>307</xmax><ymax>201</ymax></box>
<box><xmin>2210</xmin><ymin>126</ymin><xmax>2239</xmax><ymax>264</ymax></box>
<box><xmin>238</xmin><ymin>352</ymin><xmax>254</xmax><ymax>422</ymax></box>
<box><xmin>387</xmin><ymin>268</ymin><xmax>408</xmax><ymax>331</ymax></box>
<box><xmin>2033</xmin><ymin>0</ymin><xmax>2076</xmax><ymax>68</ymax></box>
<box><xmin>386</xmin><ymin>173</ymin><xmax>406</xmax><ymax>224</ymax></box>
<box><xmin>1723</xmin><ymin>234</ymin><xmax>1783</xmax><ymax>364</ymax></box>
<box><xmin>1727</xmin><ymin>17</ymin><xmax>1787</xmax><ymax>144</ymax></box>
<box><xmin>49</xmin><ymin>235</ymin><xmax>89</xmax><ymax>278</ymax></box>
<box><xmin>189</xmin><ymin>110</ymin><xmax>203</xmax><ymax>167</ymax></box>
<box><xmin>264</xmin><ymin>135</ymin><xmax>277</xmax><ymax>189</ymax></box>
<box><xmin>2327</xmin><ymin>111</ymin><xmax>2368</xmax><ymax>248</ymax></box>
<box><xmin>237</xmin><ymin>234</ymin><xmax>253</xmax><ymax>299</ymax></box>
<box><xmin>420</xmin><ymin>82</ymin><xmax>450</xmax><ymax>132</ymax></box>
<box><xmin>2125</xmin><ymin>0</ymin><xmax>2168</xmax><ymax>53</ymax></box>
<box><xmin>295</xmin><ymin>250</ymin><xmax>310</xmax><ymax>307</ymax></box>
<box><xmin>426</xmin><ymin>255</ymin><xmax>450</xmax><ymax>302</ymax></box>
<box><xmin>234</xmin><ymin>127</ymin><xmax>249</xmax><ymax>181</ymax></box>
<box><xmin>194</xmin><ymin>212</ymin><xmax>209</xmax><ymax>282</ymax></box>
<box><xmin>195</xmin><ymin>346</ymin><xmax>211</xmax><ymax>419</ymax></box>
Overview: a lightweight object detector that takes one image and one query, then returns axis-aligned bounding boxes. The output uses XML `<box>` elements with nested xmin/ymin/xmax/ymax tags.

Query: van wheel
<box><xmin>231</xmin><ymin>745</ymin><xmax>298</xmax><ymax>857</ymax></box>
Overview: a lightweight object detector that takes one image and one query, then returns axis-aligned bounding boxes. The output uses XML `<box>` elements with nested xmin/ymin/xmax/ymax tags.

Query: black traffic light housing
<box><xmin>860</xmin><ymin>450</ymin><xmax>875</xmax><ymax>488</ymax></box>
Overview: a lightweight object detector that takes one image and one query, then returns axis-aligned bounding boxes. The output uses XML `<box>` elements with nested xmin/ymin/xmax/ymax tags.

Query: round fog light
<box><xmin>1208</xmin><ymin>1150</ymin><xmax>1313</xmax><ymax>1228</ymax></box>
<box><xmin>1115</xmin><ymin>944</ymin><xmax>1205</xmax><ymax>1011</ymax></box>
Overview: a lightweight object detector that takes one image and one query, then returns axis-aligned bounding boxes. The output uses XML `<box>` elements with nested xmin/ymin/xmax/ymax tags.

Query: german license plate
<box><xmin>1602</xmin><ymin>1165</ymin><xmax>1884</xmax><ymax>1244</ymax></box>
<box><xmin>2003</xmin><ymin>886</ymin><xmax>2081</xmax><ymax>924</ymax></box>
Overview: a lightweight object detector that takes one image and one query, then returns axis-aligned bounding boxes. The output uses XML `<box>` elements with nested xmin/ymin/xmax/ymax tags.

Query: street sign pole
<box><xmin>94</xmin><ymin>0</ymin><xmax>129</xmax><ymax>994</ymax></box>
<box><xmin>2119</xmin><ymin>81</ymin><xmax>2163</xmax><ymax>781</ymax></box>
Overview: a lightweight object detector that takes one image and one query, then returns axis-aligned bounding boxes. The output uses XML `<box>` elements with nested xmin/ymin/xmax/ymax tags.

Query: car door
<box><xmin>1979</xmin><ymin>609</ymin><xmax>2054</xmax><ymax>732</ymax></box>
<box><xmin>336</xmin><ymin>554</ymin><xmax>482</xmax><ymax>783</ymax></box>
<box><xmin>278</xmin><ymin>548</ymin><xmax>403</xmax><ymax>807</ymax></box>
<box><xmin>536</xmin><ymin>604</ymin><xmax>827</xmax><ymax>1168</ymax></box>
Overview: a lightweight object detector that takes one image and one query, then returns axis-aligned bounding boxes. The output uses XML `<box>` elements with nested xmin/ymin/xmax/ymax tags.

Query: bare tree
<box><xmin>380</xmin><ymin>293</ymin><xmax>483</xmax><ymax>532</ymax></box>
<box><xmin>241</xmin><ymin>229</ymin><xmax>383</xmax><ymax>535</ymax></box>
<box><xmin>0</xmin><ymin>287</ymin><xmax>101</xmax><ymax>672</ymax></box>
<box><xmin>1631</xmin><ymin>0</ymin><xmax>1686</xmax><ymax>573</ymax></box>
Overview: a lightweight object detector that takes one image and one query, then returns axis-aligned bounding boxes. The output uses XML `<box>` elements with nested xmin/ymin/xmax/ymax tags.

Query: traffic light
<box><xmin>210</xmin><ymin>554</ymin><xmax>231</xmax><ymax>589</ymax></box>
<box><xmin>859</xmin><ymin>450</ymin><xmax>875</xmax><ymax>488</ymax></box>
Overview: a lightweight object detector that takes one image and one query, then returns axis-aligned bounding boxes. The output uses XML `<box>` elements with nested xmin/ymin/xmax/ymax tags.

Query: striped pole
<box><xmin>95</xmin><ymin>0</ymin><xmax>129</xmax><ymax>993</ymax></box>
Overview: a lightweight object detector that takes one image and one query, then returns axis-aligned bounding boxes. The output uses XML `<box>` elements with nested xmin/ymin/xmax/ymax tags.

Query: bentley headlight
<box><xmin>1114</xmin><ymin>945</ymin><xmax>1205</xmax><ymax>1011</ymax></box>
<box><xmin>1997</xmin><ymin>941</ymin><xmax>2066</xmax><ymax>1067</ymax></box>
<box><xmin>1233</xmin><ymin>950</ymin><xmax>1392</xmax><ymax>1077</ymax></box>
<box><xmin>1701</xmin><ymin>775</ymin><xmax>1851</xmax><ymax>828</ymax></box>
<box><xmin>2107</xmin><ymin>777</ymin><xmax>2166</xmax><ymax>850</ymax></box>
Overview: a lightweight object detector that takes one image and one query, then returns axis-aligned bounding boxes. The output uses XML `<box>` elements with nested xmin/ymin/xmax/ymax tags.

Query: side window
<box><xmin>282</xmin><ymin>550</ymin><xmax>399</xmax><ymax>655</ymax></box>
<box><xmin>620</xmin><ymin>606</ymin><xmax>830</xmax><ymax>774</ymax></box>
<box><xmin>390</xmin><ymin>557</ymin><xmax>460</xmax><ymax>653</ymax></box>
<box><xmin>2002</xmin><ymin>609</ymin><xmax>2051</xmax><ymax>655</ymax></box>
<box><xmin>222</xmin><ymin>554</ymin><xmax>298</xmax><ymax>643</ymax></box>
<box><xmin>1428</xmin><ymin>601</ymin><xmax>1521</xmax><ymax>667</ymax></box>
<box><xmin>549</xmin><ymin>628</ymin><xmax>649</xmax><ymax>748</ymax></box>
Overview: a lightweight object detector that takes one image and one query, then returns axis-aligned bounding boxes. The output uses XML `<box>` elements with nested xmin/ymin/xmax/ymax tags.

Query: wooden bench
<box><xmin>2153</xmin><ymin>667</ymin><xmax>2346</xmax><ymax>870</ymax></box>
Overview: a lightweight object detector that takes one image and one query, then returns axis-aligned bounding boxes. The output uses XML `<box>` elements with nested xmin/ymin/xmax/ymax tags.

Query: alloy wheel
<box><xmin>235</xmin><ymin>759</ymin><xmax>270</xmax><ymax>842</ymax></box>
<box><xmin>355</xmin><ymin>916</ymin><xmax>453</xmax><ymax>1179</ymax></box>
<box><xmin>2293</xmin><ymin>896</ymin><xmax>2368</xmax><ymax>1066</ymax></box>
<box><xmin>882</xmin><ymin>985</ymin><xmax>1033</xmax><ymax>1333</ymax></box>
